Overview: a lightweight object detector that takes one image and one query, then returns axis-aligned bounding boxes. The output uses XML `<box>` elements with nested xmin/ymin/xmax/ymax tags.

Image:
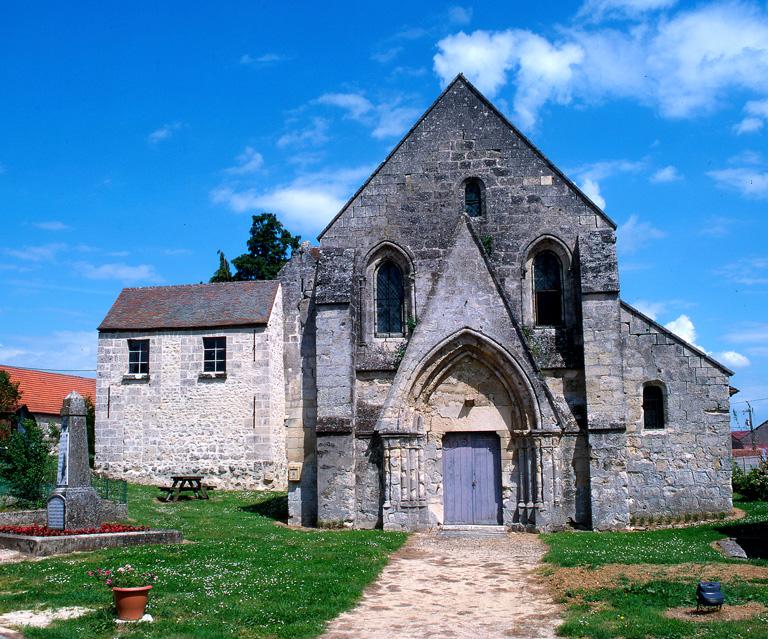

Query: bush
<box><xmin>733</xmin><ymin>461</ymin><xmax>768</xmax><ymax>501</ymax></box>
<box><xmin>0</xmin><ymin>419</ymin><xmax>55</xmax><ymax>506</ymax></box>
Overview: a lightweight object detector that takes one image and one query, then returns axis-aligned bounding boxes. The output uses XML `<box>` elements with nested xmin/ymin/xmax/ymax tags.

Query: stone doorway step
<box><xmin>440</xmin><ymin>524</ymin><xmax>508</xmax><ymax>537</ymax></box>
<box><xmin>321</xmin><ymin>532</ymin><xmax>562</xmax><ymax>639</ymax></box>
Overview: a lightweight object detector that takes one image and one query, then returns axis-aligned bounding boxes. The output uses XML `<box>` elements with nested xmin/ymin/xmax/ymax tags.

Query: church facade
<box><xmin>96</xmin><ymin>76</ymin><xmax>734</xmax><ymax>532</ymax></box>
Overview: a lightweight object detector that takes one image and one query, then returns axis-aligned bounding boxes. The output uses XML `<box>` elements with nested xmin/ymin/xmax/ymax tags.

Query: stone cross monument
<box><xmin>47</xmin><ymin>391</ymin><xmax>101</xmax><ymax>530</ymax></box>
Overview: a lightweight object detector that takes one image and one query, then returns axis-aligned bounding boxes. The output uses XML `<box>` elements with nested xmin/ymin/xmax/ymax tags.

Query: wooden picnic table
<box><xmin>161</xmin><ymin>475</ymin><xmax>209</xmax><ymax>502</ymax></box>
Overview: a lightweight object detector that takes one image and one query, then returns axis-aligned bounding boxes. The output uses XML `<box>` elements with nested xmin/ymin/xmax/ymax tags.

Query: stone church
<box><xmin>96</xmin><ymin>75</ymin><xmax>734</xmax><ymax>532</ymax></box>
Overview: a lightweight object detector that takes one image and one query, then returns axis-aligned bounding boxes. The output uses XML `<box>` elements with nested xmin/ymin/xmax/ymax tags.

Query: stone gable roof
<box><xmin>620</xmin><ymin>301</ymin><xmax>734</xmax><ymax>376</ymax></box>
<box><xmin>0</xmin><ymin>365</ymin><xmax>95</xmax><ymax>416</ymax></box>
<box><xmin>317</xmin><ymin>74</ymin><xmax>616</xmax><ymax>240</ymax></box>
<box><xmin>99</xmin><ymin>281</ymin><xmax>279</xmax><ymax>331</ymax></box>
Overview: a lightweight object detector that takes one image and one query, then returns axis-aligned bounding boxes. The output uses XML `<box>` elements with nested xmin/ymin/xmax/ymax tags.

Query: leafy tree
<box><xmin>210</xmin><ymin>250</ymin><xmax>234</xmax><ymax>283</ymax></box>
<box><xmin>0</xmin><ymin>419</ymin><xmax>55</xmax><ymax>506</ymax></box>
<box><xmin>211</xmin><ymin>213</ymin><xmax>300</xmax><ymax>282</ymax></box>
<box><xmin>0</xmin><ymin>371</ymin><xmax>21</xmax><ymax>439</ymax></box>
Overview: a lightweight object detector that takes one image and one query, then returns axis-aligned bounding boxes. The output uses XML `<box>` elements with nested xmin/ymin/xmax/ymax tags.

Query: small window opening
<box><xmin>128</xmin><ymin>339</ymin><xmax>149</xmax><ymax>375</ymax></box>
<box><xmin>533</xmin><ymin>251</ymin><xmax>563</xmax><ymax>326</ymax></box>
<box><xmin>203</xmin><ymin>336</ymin><xmax>227</xmax><ymax>373</ymax></box>
<box><xmin>464</xmin><ymin>179</ymin><xmax>483</xmax><ymax>217</ymax></box>
<box><xmin>643</xmin><ymin>385</ymin><xmax>665</xmax><ymax>429</ymax></box>
<box><xmin>376</xmin><ymin>261</ymin><xmax>405</xmax><ymax>336</ymax></box>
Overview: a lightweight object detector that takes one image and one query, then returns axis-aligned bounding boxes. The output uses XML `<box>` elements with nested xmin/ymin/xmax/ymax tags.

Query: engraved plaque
<box><xmin>56</xmin><ymin>416</ymin><xmax>69</xmax><ymax>487</ymax></box>
<box><xmin>47</xmin><ymin>496</ymin><xmax>66</xmax><ymax>530</ymax></box>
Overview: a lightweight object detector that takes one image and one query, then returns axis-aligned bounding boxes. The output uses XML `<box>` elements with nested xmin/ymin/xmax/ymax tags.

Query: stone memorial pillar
<box><xmin>47</xmin><ymin>391</ymin><xmax>101</xmax><ymax>530</ymax></box>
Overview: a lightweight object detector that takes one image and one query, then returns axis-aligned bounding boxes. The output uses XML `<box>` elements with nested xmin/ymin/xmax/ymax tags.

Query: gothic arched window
<box><xmin>464</xmin><ymin>179</ymin><xmax>483</xmax><ymax>217</ymax></box>
<box><xmin>533</xmin><ymin>251</ymin><xmax>563</xmax><ymax>326</ymax></box>
<box><xmin>643</xmin><ymin>384</ymin><xmax>665</xmax><ymax>430</ymax></box>
<box><xmin>376</xmin><ymin>261</ymin><xmax>405</xmax><ymax>336</ymax></box>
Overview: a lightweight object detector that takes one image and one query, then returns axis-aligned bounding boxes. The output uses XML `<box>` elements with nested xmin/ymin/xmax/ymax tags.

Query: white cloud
<box><xmin>5</xmin><ymin>243</ymin><xmax>65</xmax><ymax>262</ymax></box>
<box><xmin>448</xmin><ymin>6</ymin><xmax>473</xmax><ymax>25</ymax></box>
<box><xmin>276</xmin><ymin>118</ymin><xmax>329</xmax><ymax>149</ymax></box>
<box><xmin>727</xmin><ymin>323</ymin><xmax>768</xmax><ymax>344</ymax></box>
<box><xmin>698</xmin><ymin>215</ymin><xmax>736</xmax><ymax>237</ymax></box>
<box><xmin>717</xmin><ymin>257</ymin><xmax>768</xmax><ymax>286</ymax></box>
<box><xmin>316</xmin><ymin>92</ymin><xmax>422</xmax><ymax>140</ymax></box>
<box><xmin>317</xmin><ymin>93</ymin><xmax>374</xmax><ymax>119</ymax></box>
<box><xmin>735</xmin><ymin>117</ymin><xmax>764</xmax><ymax>135</ymax></box>
<box><xmin>617</xmin><ymin>214</ymin><xmax>666</xmax><ymax>254</ymax></box>
<box><xmin>0</xmin><ymin>331</ymin><xmax>97</xmax><ymax>373</ymax></box>
<box><xmin>577</xmin><ymin>0</ymin><xmax>677</xmax><ymax>22</ymax></box>
<box><xmin>240</xmin><ymin>53</ymin><xmax>287</xmax><ymax>65</ymax></box>
<box><xmin>210</xmin><ymin>165</ymin><xmax>374</xmax><ymax>235</ymax></box>
<box><xmin>33</xmin><ymin>221</ymin><xmax>70</xmax><ymax>231</ymax></box>
<box><xmin>631</xmin><ymin>299</ymin><xmax>667</xmax><ymax>320</ymax></box>
<box><xmin>707</xmin><ymin>168</ymin><xmax>768</xmax><ymax>199</ymax></box>
<box><xmin>224</xmin><ymin>146</ymin><xmax>264</xmax><ymax>175</ymax></box>
<box><xmin>434</xmin><ymin>29</ymin><xmax>584</xmax><ymax>129</ymax></box>
<box><xmin>75</xmin><ymin>262</ymin><xmax>161</xmax><ymax>283</ymax></box>
<box><xmin>665</xmin><ymin>314</ymin><xmax>696</xmax><ymax>345</ymax></box>
<box><xmin>147</xmin><ymin>122</ymin><xmax>183</xmax><ymax>144</ymax></box>
<box><xmin>433</xmin><ymin>3</ymin><xmax>768</xmax><ymax>130</ymax></box>
<box><xmin>716</xmin><ymin>350</ymin><xmax>751</xmax><ymax>368</ymax></box>
<box><xmin>735</xmin><ymin>99</ymin><xmax>768</xmax><ymax>134</ymax></box>
<box><xmin>650</xmin><ymin>165</ymin><xmax>681</xmax><ymax>183</ymax></box>
<box><xmin>579</xmin><ymin>178</ymin><xmax>606</xmax><ymax>209</ymax></box>
<box><xmin>371</xmin><ymin>47</ymin><xmax>403</xmax><ymax>64</ymax></box>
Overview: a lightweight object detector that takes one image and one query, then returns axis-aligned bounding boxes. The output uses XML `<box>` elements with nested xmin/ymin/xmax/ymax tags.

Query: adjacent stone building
<box><xmin>96</xmin><ymin>281</ymin><xmax>286</xmax><ymax>489</ymax></box>
<box><xmin>97</xmin><ymin>75</ymin><xmax>734</xmax><ymax>531</ymax></box>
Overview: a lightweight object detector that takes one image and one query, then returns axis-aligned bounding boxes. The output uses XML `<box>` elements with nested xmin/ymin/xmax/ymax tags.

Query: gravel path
<box><xmin>322</xmin><ymin>532</ymin><xmax>562</xmax><ymax>639</ymax></box>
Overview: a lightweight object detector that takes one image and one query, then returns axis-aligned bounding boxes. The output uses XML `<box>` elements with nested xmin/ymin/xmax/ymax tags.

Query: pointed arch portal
<box><xmin>380</xmin><ymin>329</ymin><xmax>552</xmax><ymax>530</ymax></box>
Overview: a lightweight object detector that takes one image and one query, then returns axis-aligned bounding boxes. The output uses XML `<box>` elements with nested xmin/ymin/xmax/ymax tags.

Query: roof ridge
<box><xmin>118</xmin><ymin>280</ymin><xmax>277</xmax><ymax>292</ymax></box>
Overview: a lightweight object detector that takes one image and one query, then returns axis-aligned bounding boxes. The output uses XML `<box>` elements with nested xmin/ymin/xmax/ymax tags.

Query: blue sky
<box><xmin>1</xmin><ymin>0</ymin><xmax>767</xmax><ymax>428</ymax></box>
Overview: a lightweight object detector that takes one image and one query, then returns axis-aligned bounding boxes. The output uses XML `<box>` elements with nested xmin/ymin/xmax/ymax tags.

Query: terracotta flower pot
<box><xmin>112</xmin><ymin>585</ymin><xmax>152</xmax><ymax>620</ymax></box>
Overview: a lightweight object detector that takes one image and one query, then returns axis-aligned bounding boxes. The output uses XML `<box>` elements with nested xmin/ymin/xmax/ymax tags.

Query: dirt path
<box><xmin>322</xmin><ymin>532</ymin><xmax>562</xmax><ymax>639</ymax></box>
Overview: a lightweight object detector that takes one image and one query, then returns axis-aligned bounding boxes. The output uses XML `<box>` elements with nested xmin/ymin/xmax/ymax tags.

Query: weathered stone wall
<box><xmin>621</xmin><ymin>304</ymin><xmax>733</xmax><ymax>518</ymax></box>
<box><xmin>280</xmin><ymin>246</ymin><xmax>319</xmax><ymax>526</ymax></box>
<box><xmin>95</xmin><ymin>289</ymin><xmax>286</xmax><ymax>490</ymax></box>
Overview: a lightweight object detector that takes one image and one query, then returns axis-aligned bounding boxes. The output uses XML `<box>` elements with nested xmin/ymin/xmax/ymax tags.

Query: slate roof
<box><xmin>0</xmin><ymin>365</ymin><xmax>95</xmax><ymax>416</ymax></box>
<box><xmin>98</xmin><ymin>281</ymin><xmax>279</xmax><ymax>331</ymax></box>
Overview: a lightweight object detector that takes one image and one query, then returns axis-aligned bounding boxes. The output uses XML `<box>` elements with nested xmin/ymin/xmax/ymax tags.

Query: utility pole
<box><xmin>746</xmin><ymin>401</ymin><xmax>756</xmax><ymax>451</ymax></box>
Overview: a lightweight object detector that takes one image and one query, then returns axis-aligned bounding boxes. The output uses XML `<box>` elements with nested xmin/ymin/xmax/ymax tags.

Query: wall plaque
<box><xmin>47</xmin><ymin>495</ymin><xmax>66</xmax><ymax>530</ymax></box>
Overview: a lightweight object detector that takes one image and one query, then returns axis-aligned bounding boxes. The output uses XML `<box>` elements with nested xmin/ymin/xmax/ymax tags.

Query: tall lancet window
<box><xmin>533</xmin><ymin>251</ymin><xmax>563</xmax><ymax>326</ymax></box>
<box><xmin>376</xmin><ymin>261</ymin><xmax>405</xmax><ymax>336</ymax></box>
<box><xmin>464</xmin><ymin>179</ymin><xmax>483</xmax><ymax>217</ymax></box>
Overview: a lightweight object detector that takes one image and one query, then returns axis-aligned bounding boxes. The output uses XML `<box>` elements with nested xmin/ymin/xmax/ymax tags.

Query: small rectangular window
<box><xmin>127</xmin><ymin>339</ymin><xmax>149</xmax><ymax>375</ymax></box>
<box><xmin>203</xmin><ymin>336</ymin><xmax>226</xmax><ymax>373</ymax></box>
<box><xmin>643</xmin><ymin>385</ymin><xmax>665</xmax><ymax>429</ymax></box>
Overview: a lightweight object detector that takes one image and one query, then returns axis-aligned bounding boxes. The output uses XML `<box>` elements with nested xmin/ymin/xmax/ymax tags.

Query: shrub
<box><xmin>0</xmin><ymin>419</ymin><xmax>55</xmax><ymax>506</ymax></box>
<box><xmin>733</xmin><ymin>461</ymin><xmax>768</xmax><ymax>501</ymax></box>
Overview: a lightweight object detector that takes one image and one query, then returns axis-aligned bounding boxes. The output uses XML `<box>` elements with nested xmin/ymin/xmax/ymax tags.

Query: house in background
<box><xmin>0</xmin><ymin>365</ymin><xmax>95</xmax><ymax>430</ymax></box>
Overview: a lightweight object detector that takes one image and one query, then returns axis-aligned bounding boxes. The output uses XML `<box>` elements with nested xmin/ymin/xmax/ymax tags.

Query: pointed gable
<box><xmin>374</xmin><ymin>217</ymin><xmax>561</xmax><ymax>434</ymax></box>
<box><xmin>318</xmin><ymin>75</ymin><xmax>615</xmax><ymax>243</ymax></box>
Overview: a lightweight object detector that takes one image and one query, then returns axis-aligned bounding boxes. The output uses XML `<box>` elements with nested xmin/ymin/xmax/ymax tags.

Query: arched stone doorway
<box><xmin>380</xmin><ymin>330</ymin><xmax>550</xmax><ymax>530</ymax></box>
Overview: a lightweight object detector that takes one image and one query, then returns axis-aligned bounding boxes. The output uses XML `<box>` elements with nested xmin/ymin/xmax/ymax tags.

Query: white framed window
<box><xmin>203</xmin><ymin>336</ymin><xmax>226</xmax><ymax>373</ymax></box>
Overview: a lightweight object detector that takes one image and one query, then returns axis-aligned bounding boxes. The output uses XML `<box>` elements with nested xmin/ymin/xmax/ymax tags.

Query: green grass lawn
<box><xmin>542</xmin><ymin>498</ymin><xmax>768</xmax><ymax>638</ymax></box>
<box><xmin>0</xmin><ymin>484</ymin><xmax>407</xmax><ymax>639</ymax></box>
<box><xmin>542</xmin><ymin>499</ymin><xmax>768</xmax><ymax>568</ymax></box>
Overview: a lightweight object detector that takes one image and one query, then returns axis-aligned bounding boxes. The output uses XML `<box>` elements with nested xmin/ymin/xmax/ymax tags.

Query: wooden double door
<box><xmin>443</xmin><ymin>432</ymin><xmax>502</xmax><ymax>525</ymax></box>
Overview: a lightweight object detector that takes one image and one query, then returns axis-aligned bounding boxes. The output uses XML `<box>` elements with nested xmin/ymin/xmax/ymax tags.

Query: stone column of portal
<box><xmin>578</xmin><ymin>229</ymin><xmax>630</xmax><ymax>530</ymax></box>
<box><xmin>47</xmin><ymin>391</ymin><xmax>101</xmax><ymax>529</ymax></box>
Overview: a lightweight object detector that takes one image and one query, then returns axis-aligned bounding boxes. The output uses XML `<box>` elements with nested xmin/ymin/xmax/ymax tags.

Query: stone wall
<box><xmin>621</xmin><ymin>303</ymin><xmax>733</xmax><ymax>518</ymax></box>
<box><xmin>95</xmin><ymin>288</ymin><xmax>286</xmax><ymax>490</ymax></box>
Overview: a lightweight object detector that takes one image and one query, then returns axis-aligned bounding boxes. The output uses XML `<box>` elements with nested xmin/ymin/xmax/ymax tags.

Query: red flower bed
<box><xmin>0</xmin><ymin>523</ymin><xmax>148</xmax><ymax>537</ymax></box>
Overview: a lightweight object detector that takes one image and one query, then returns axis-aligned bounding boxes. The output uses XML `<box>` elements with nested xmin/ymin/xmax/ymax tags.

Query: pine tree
<box><xmin>210</xmin><ymin>250</ymin><xmax>234</xmax><ymax>282</ymax></box>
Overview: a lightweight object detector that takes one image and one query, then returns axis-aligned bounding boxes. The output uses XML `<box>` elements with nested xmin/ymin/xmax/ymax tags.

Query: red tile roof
<box><xmin>733</xmin><ymin>447</ymin><xmax>768</xmax><ymax>457</ymax></box>
<box><xmin>732</xmin><ymin>430</ymin><xmax>752</xmax><ymax>441</ymax></box>
<box><xmin>98</xmin><ymin>281</ymin><xmax>279</xmax><ymax>331</ymax></box>
<box><xmin>0</xmin><ymin>366</ymin><xmax>95</xmax><ymax>416</ymax></box>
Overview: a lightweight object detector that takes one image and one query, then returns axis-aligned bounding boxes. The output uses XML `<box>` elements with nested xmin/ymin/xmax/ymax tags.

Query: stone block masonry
<box><xmin>95</xmin><ymin>288</ymin><xmax>286</xmax><ymax>490</ymax></box>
